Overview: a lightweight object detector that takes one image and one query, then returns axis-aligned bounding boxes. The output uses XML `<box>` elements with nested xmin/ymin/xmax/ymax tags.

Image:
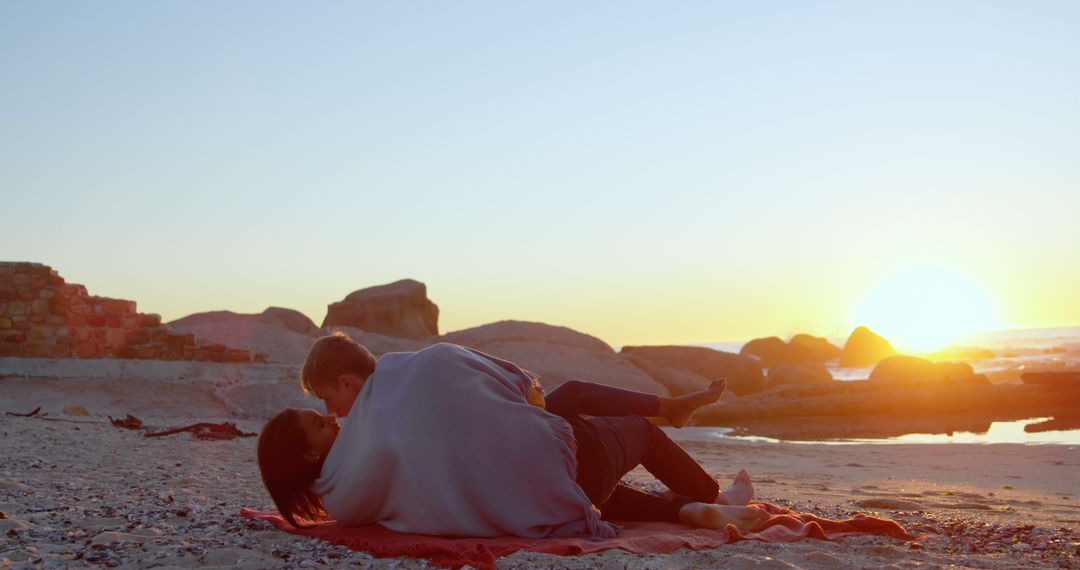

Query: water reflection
<box><xmin>674</xmin><ymin>416</ymin><xmax>1080</xmax><ymax>445</ymax></box>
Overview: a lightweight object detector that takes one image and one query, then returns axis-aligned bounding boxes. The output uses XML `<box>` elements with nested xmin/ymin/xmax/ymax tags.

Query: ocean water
<box><xmin>672</xmin><ymin>417</ymin><xmax>1080</xmax><ymax>446</ymax></box>
<box><xmin>698</xmin><ymin>325</ymin><xmax>1080</xmax><ymax>382</ymax></box>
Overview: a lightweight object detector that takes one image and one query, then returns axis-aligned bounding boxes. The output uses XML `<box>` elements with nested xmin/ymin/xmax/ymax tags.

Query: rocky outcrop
<box><xmin>440</xmin><ymin>320</ymin><xmax>667</xmax><ymax>395</ymax></box>
<box><xmin>330</xmin><ymin>326</ymin><xmax>432</xmax><ymax>357</ymax></box>
<box><xmin>766</xmin><ymin>362</ymin><xmax>833</xmax><ymax>389</ymax></box>
<box><xmin>0</xmin><ymin>262</ymin><xmax>262</xmax><ymax>362</ymax></box>
<box><xmin>619</xmin><ymin>352</ymin><xmax>711</xmax><ymax>396</ymax></box>
<box><xmin>869</xmin><ymin>355</ymin><xmax>982</xmax><ymax>385</ymax></box>
<box><xmin>259</xmin><ymin>308</ymin><xmax>320</xmax><ymax>336</ymax></box>
<box><xmin>618</xmin><ymin>345</ymin><xmax>765</xmax><ymax>395</ymax></box>
<box><xmin>168</xmin><ymin>320</ymin><xmax>317</xmax><ymax>364</ymax></box>
<box><xmin>1021</xmin><ymin>371</ymin><xmax>1080</xmax><ymax>388</ymax></box>
<box><xmin>839</xmin><ymin>326</ymin><xmax>897</xmax><ymax>367</ymax></box>
<box><xmin>790</xmin><ymin>334</ymin><xmax>842</xmax><ymax>362</ymax></box>
<box><xmin>694</xmin><ymin>378</ymin><xmax>1080</xmax><ymax>425</ymax></box>
<box><xmin>739</xmin><ymin>337</ymin><xmax>789</xmax><ymax>367</ymax></box>
<box><xmin>170</xmin><ymin>307</ymin><xmax>320</xmax><ymax>337</ymax></box>
<box><xmin>322</xmin><ymin>279</ymin><xmax>438</xmax><ymax>340</ymax></box>
<box><xmin>170</xmin><ymin>308</ymin><xmax>317</xmax><ymax>336</ymax></box>
<box><xmin>740</xmin><ymin>334</ymin><xmax>841</xmax><ymax>368</ymax></box>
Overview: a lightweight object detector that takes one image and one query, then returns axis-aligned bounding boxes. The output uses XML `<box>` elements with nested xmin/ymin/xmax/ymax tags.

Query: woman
<box><xmin>258</xmin><ymin>342</ymin><xmax>768</xmax><ymax>536</ymax></box>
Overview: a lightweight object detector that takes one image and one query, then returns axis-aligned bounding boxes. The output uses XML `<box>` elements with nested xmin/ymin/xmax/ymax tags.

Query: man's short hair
<box><xmin>301</xmin><ymin>332</ymin><xmax>377</xmax><ymax>394</ymax></box>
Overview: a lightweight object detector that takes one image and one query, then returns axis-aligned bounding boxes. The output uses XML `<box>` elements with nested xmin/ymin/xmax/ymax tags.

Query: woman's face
<box><xmin>295</xmin><ymin>408</ymin><xmax>340</xmax><ymax>462</ymax></box>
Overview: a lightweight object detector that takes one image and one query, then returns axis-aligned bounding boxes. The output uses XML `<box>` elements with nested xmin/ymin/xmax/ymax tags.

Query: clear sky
<box><xmin>2</xmin><ymin>1</ymin><xmax>1078</xmax><ymax>348</ymax></box>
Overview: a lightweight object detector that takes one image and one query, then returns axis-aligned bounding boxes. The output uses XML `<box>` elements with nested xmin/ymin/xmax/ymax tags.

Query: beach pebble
<box><xmin>0</xmin><ymin>518</ymin><xmax>29</xmax><ymax>533</ymax></box>
<box><xmin>63</xmin><ymin>405</ymin><xmax>91</xmax><ymax>417</ymax></box>
<box><xmin>91</xmin><ymin>531</ymin><xmax>145</xmax><ymax>545</ymax></box>
<box><xmin>854</xmin><ymin>498</ymin><xmax>922</xmax><ymax>511</ymax></box>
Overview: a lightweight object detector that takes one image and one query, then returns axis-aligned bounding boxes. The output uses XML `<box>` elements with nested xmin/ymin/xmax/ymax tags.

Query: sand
<box><xmin>1</xmin><ymin>361</ymin><xmax>1078</xmax><ymax>569</ymax></box>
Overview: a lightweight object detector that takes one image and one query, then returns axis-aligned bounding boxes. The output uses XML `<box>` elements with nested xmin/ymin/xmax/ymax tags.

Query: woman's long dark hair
<box><xmin>257</xmin><ymin>409</ymin><xmax>328</xmax><ymax>527</ymax></box>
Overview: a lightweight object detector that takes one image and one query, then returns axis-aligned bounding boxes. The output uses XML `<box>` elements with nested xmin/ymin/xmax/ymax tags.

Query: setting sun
<box><xmin>851</xmin><ymin>266</ymin><xmax>999</xmax><ymax>353</ymax></box>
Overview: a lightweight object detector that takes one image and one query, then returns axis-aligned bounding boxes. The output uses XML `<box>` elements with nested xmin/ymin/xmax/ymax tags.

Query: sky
<box><xmin>2</xmin><ymin>1</ymin><xmax>1078</xmax><ymax>348</ymax></box>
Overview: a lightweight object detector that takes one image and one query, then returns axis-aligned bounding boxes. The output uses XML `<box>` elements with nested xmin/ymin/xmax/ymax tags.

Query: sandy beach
<box><xmin>2</xmin><ymin>402</ymin><xmax>1077</xmax><ymax>569</ymax></box>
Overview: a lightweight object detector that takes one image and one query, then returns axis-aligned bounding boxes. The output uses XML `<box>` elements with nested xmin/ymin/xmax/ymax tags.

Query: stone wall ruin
<box><xmin>0</xmin><ymin>262</ymin><xmax>264</xmax><ymax>362</ymax></box>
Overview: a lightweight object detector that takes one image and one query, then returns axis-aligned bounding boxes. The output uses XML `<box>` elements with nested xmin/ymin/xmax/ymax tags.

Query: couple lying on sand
<box><xmin>258</xmin><ymin>333</ymin><xmax>769</xmax><ymax>538</ymax></box>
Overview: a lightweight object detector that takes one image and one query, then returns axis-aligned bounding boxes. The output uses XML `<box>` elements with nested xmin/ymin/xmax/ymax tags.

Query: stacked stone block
<box><xmin>0</xmin><ymin>262</ymin><xmax>265</xmax><ymax>362</ymax></box>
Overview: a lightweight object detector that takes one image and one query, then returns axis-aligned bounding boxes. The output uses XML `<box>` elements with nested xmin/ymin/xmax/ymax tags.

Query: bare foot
<box><xmin>661</xmin><ymin>379</ymin><xmax>726</xmax><ymax>428</ymax></box>
<box><xmin>678</xmin><ymin>503</ymin><xmax>769</xmax><ymax>532</ymax></box>
<box><xmin>715</xmin><ymin>468</ymin><xmax>754</xmax><ymax>506</ymax></box>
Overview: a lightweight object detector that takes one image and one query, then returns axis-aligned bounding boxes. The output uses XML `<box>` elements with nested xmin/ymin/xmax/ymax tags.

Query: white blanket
<box><xmin>312</xmin><ymin>343</ymin><xmax>619</xmax><ymax>539</ymax></box>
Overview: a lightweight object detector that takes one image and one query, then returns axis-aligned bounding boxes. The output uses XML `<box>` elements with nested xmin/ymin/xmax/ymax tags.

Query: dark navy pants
<box><xmin>544</xmin><ymin>380</ymin><xmax>721</xmax><ymax>523</ymax></box>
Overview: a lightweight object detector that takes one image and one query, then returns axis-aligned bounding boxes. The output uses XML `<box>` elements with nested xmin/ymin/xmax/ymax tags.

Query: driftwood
<box><xmin>108</xmin><ymin>414</ymin><xmax>145</xmax><ymax>430</ymax></box>
<box><xmin>144</xmin><ymin>422</ymin><xmax>256</xmax><ymax>441</ymax></box>
<box><xmin>6</xmin><ymin>406</ymin><xmax>42</xmax><ymax>417</ymax></box>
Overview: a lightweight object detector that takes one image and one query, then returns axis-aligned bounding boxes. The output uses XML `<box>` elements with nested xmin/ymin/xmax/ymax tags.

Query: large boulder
<box><xmin>322</xmin><ymin>279</ymin><xmax>439</xmax><ymax>340</ymax></box>
<box><xmin>618</xmin><ymin>345</ymin><xmax>765</xmax><ymax>395</ymax></box>
<box><xmin>260</xmin><ymin>307</ymin><xmax>320</xmax><ymax>336</ymax></box>
<box><xmin>740</xmin><ymin>334</ymin><xmax>841</xmax><ymax>368</ymax></box>
<box><xmin>619</xmin><ymin>352</ymin><xmax>711</xmax><ymax>396</ymax></box>
<box><xmin>789</xmin><ymin>334</ymin><xmax>842</xmax><ymax>362</ymax></box>
<box><xmin>440</xmin><ymin>320</ymin><xmax>667</xmax><ymax>395</ymax></box>
<box><xmin>766</xmin><ymin>362</ymin><xmax>833</xmax><ymax>389</ymax></box>
<box><xmin>840</xmin><ymin>326</ymin><xmax>897</xmax><ymax>367</ymax></box>
<box><xmin>739</xmin><ymin>337</ymin><xmax>790</xmax><ymax>367</ymax></box>
<box><xmin>869</xmin><ymin>355</ymin><xmax>982</xmax><ymax>385</ymax></box>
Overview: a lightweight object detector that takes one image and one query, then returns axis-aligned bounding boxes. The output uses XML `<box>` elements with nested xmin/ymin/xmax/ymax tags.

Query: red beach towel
<box><xmin>240</xmin><ymin>502</ymin><xmax>921</xmax><ymax>569</ymax></box>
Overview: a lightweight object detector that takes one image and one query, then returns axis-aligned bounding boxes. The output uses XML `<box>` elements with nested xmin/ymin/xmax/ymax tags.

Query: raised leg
<box><xmin>546</xmin><ymin>378</ymin><xmax>726</xmax><ymax>427</ymax></box>
<box><xmin>545</xmin><ymin>380</ymin><xmax>661</xmax><ymax>418</ymax></box>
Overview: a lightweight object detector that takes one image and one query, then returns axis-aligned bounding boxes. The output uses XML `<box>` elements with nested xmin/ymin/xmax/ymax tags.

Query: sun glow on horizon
<box><xmin>851</xmin><ymin>266</ymin><xmax>999</xmax><ymax>354</ymax></box>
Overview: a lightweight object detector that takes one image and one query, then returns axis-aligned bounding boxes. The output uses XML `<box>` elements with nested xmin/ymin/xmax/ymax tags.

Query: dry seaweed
<box><xmin>108</xmin><ymin>414</ymin><xmax>145</xmax><ymax>430</ymax></box>
<box><xmin>6</xmin><ymin>406</ymin><xmax>42</xmax><ymax>417</ymax></box>
<box><xmin>144</xmin><ymin>422</ymin><xmax>256</xmax><ymax>441</ymax></box>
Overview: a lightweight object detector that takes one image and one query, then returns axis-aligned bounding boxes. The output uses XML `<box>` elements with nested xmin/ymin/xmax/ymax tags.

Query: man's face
<box><xmin>312</xmin><ymin>375</ymin><xmax>362</xmax><ymax>418</ymax></box>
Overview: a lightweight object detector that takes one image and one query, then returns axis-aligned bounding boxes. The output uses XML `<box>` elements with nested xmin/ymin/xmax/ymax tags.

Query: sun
<box><xmin>851</xmin><ymin>266</ymin><xmax>998</xmax><ymax>354</ymax></box>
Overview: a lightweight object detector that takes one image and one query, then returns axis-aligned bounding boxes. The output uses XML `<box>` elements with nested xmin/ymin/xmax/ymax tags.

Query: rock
<box><xmin>620</xmin><ymin>352</ymin><xmax>711</xmax><ymax>396</ymax></box>
<box><xmin>740</xmin><ymin>334</ymin><xmax>841</xmax><ymax>368</ymax></box>
<box><xmin>739</xmin><ymin>337</ymin><xmax>790</xmax><ymax>367</ymax></box>
<box><xmin>259</xmin><ymin>307</ymin><xmax>319</xmax><ymax>335</ymax></box>
<box><xmin>1021</xmin><ymin>372</ymin><xmax>1080</xmax><ymax>388</ymax></box>
<box><xmin>767</xmin><ymin>362</ymin><xmax>833</xmax><ymax>388</ymax></box>
<box><xmin>63</xmin><ymin>405</ymin><xmax>91</xmax><ymax>416</ymax></box>
<box><xmin>330</xmin><ymin>326</ymin><xmax>431</xmax><ymax>357</ymax></box>
<box><xmin>789</xmin><ymin>334</ymin><xmax>842</xmax><ymax>362</ymax></box>
<box><xmin>840</xmin><ymin>326</ymin><xmax>897</xmax><ymax>367</ymax></box>
<box><xmin>853</xmin><ymin>498</ymin><xmax>922</xmax><ymax>510</ymax></box>
<box><xmin>0</xmin><ymin>518</ymin><xmax>30</xmax><ymax>533</ymax></box>
<box><xmin>870</xmin><ymin>355</ymin><xmax>977</xmax><ymax>385</ymax></box>
<box><xmin>322</xmin><ymin>279</ymin><xmax>439</xmax><ymax>340</ymax></box>
<box><xmin>169</xmin><ymin>319</ymin><xmax>317</xmax><ymax>364</ymax></box>
<box><xmin>618</xmin><ymin>345</ymin><xmax>765</xmax><ymax>395</ymax></box>
<box><xmin>169</xmin><ymin>307</ymin><xmax>319</xmax><ymax>337</ymax></box>
<box><xmin>441</xmin><ymin>320</ymin><xmax>668</xmax><ymax>395</ymax></box>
